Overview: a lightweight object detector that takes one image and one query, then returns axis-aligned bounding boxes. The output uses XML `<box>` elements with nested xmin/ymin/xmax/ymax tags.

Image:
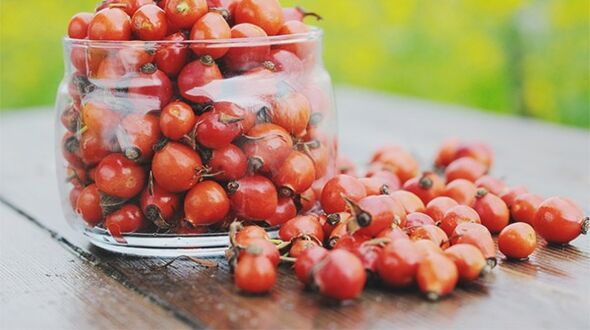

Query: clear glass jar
<box><xmin>55</xmin><ymin>29</ymin><xmax>337</xmax><ymax>257</ymax></box>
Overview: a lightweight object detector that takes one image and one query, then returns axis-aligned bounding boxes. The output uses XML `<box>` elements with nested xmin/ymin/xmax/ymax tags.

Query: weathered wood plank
<box><xmin>1</xmin><ymin>88</ymin><xmax>589</xmax><ymax>329</ymax></box>
<box><xmin>0</xmin><ymin>203</ymin><xmax>192</xmax><ymax>330</ymax></box>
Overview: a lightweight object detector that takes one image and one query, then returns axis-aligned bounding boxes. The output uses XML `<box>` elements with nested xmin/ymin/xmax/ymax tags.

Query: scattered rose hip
<box><xmin>63</xmin><ymin>1</ymin><xmax>588</xmax><ymax>303</ymax></box>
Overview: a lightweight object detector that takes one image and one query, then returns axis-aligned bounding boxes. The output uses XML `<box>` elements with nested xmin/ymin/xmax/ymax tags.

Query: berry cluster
<box><xmin>61</xmin><ymin>0</ymin><xmax>334</xmax><ymax>237</ymax></box>
<box><xmin>229</xmin><ymin>140</ymin><xmax>588</xmax><ymax>301</ymax></box>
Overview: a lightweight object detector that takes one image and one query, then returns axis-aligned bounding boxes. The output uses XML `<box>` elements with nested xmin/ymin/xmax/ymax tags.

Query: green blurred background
<box><xmin>1</xmin><ymin>0</ymin><xmax>588</xmax><ymax>128</ymax></box>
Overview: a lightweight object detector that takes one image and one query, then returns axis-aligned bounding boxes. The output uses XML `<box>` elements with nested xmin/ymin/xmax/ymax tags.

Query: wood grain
<box><xmin>1</xmin><ymin>88</ymin><xmax>589</xmax><ymax>329</ymax></box>
<box><xmin>0</xmin><ymin>204</ymin><xmax>192</xmax><ymax>330</ymax></box>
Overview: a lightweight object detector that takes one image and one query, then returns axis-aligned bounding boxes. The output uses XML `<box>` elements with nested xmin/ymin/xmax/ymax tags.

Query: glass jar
<box><xmin>55</xmin><ymin>29</ymin><xmax>337</xmax><ymax>257</ymax></box>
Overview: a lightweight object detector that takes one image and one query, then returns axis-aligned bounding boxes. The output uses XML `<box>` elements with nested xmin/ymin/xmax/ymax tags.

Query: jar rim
<box><xmin>64</xmin><ymin>27</ymin><xmax>322</xmax><ymax>49</ymax></box>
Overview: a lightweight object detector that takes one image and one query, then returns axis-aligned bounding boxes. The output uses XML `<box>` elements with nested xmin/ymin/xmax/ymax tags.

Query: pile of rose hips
<box><xmin>62</xmin><ymin>0</ymin><xmax>335</xmax><ymax>237</ymax></box>
<box><xmin>229</xmin><ymin>139</ymin><xmax>588</xmax><ymax>301</ymax></box>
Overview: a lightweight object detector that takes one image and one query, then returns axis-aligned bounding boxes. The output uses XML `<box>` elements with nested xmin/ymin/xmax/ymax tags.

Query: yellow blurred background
<box><xmin>0</xmin><ymin>0</ymin><xmax>588</xmax><ymax>128</ymax></box>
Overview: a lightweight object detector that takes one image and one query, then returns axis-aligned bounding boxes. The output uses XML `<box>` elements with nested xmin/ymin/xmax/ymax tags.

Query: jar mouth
<box><xmin>64</xmin><ymin>27</ymin><xmax>322</xmax><ymax>49</ymax></box>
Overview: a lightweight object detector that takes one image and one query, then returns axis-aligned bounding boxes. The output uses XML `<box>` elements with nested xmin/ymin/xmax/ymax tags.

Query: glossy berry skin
<box><xmin>443</xmin><ymin>179</ymin><xmax>477</xmax><ymax>206</ymax></box>
<box><xmin>425</xmin><ymin>196</ymin><xmax>458</xmax><ymax>223</ymax></box>
<box><xmin>62</xmin><ymin>132</ymin><xmax>83</xmax><ymax>168</ymax></box>
<box><xmin>498</xmin><ymin>223</ymin><xmax>537</xmax><ymax>259</ymax></box>
<box><xmin>224</xmin><ymin>23</ymin><xmax>269</xmax><ymax>72</ymax></box>
<box><xmin>228</xmin><ymin>175</ymin><xmax>278</xmax><ymax>220</ymax></box>
<box><xmin>119</xmin><ymin>46</ymin><xmax>156</xmax><ymax>72</ymax></box>
<box><xmin>131</xmin><ymin>4</ymin><xmax>167</xmax><ymax>40</ymax></box>
<box><xmin>377</xmin><ymin>239</ymin><xmax>423</xmax><ymax>288</ymax></box>
<box><xmin>184</xmin><ymin>181</ymin><xmax>230</xmax><ymax>226</ymax></box>
<box><xmin>534</xmin><ymin>197</ymin><xmax>588</xmax><ymax>244</ymax></box>
<box><xmin>117</xmin><ymin>113</ymin><xmax>161</xmax><ymax>162</ymax></box>
<box><xmin>96</xmin><ymin>0</ymin><xmax>155</xmax><ymax>16</ymax></box>
<box><xmin>234</xmin><ymin>0</ymin><xmax>284</xmax><ymax>36</ymax></box>
<box><xmin>416</xmin><ymin>253</ymin><xmax>458</xmax><ymax>301</ymax></box>
<box><xmin>353</xmin><ymin>195</ymin><xmax>403</xmax><ymax>237</ymax></box>
<box><xmin>390</xmin><ymin>190</ymin><xmax>425</xmax><ymax>214</ymax></box>
<box><xmin>368</xmin><ymin>170</ymin><xmax>401</xmax><ymax>191</ymax></box>
<box><xmin>190</xmin><ymin>12</ymin><xmax>231</xmax><ymax>59</ymax></box>
<box><xmin>79</xmin><ymin>130</ymin><xmax>119</xmax><ymax>166</ymax></box>
<box><xmin>265</xmin><ymin>197</ymin><xmax>297</xmax><ymax>226</ymax></box>
<box><xmin>475</xmin><ymin>175</ymin><xmax>507</xmax><ymax>196</ymax></box>
<box><xmin>152</xmin><ymin>142</ymin><xmax>203</xmax><ymax>192</ymax></box>
<box><xmin>313</xmin><ymin>250</ymin><xmax>366</xmax><ymax>301</ymax></box>
<box><xmin>164</xmin><ymin>0</ymin><xmax>208</xmax><ymax>29</ymax></box>
<box><xmin>178</xmin><ymin>57</ymin><xmax>223</xmax><ymax>103</ymax></box>
<box><xmin>268</xmin><ymin>49</ymin><xmax>304</xmax><ymax>74</ymax></box>
<box><xmin>68</xmin><ymin>12</ymin><xmax>94</xmax><ymax>39</ymax></box>
<box><xmin>95</xmin><ymin>154</ymin><xmax>146</xmax><ymax>199</ymax></box>
<box><xmin>440</xmin><ymin>205</ymin><xmax>481</xmax><ymax>237</ymax></box>
<box><xmin>82</xmin><ymin>101</ymin><xmax>120</xmax><ymax>139</ymax></box>
<box><xmin>445</xmin><ymin>157</ymin><xmax>487</xmax><ymax>182</ymax></box>
<box><xmin>307</xmin><ymin>143</ymin><xmax>330</xmax><ymax>179</ymax></box>
<box><xmin>276</xmin><ymin>20</ymin><xmax>313</xmax><ymax>59</ymax></box>
<box><xmin>270</xmin><ymin>92</ymin><xmax>311</xmax><ymax>137</ymax></box>
<box><xmin>413</xmin><ymin>239</ymin><xmax>444</xmax><ymax>257</ymax></box>
<box><xmin>88</xmin><ymin>8</ymin><xmax>132</xmax><ymax>41</ymax></box>
<box><xmin>289</xmin><ymin>239</ymin><xmax>319</xmax><ymax>258</ymax></box>
<box><xmin>279</xmin><ymin>215</ymin><xmax>324</xmax><ymax>243</ymax></box>
<box><xmin>450</xmin><ymin>223</ymin><xmax>496</xmax><ymax>261</ymax></box>
<box><xmin>128</xmin><ymin>67</ymin><xmax>173</xmax><ymax>112</ymax></box>
<box><xmin>403</xmin><ymin>172</ymin><xmax>445</xmax><ymax>204</ymax></box>
<box><xmin>510</xmin><ymin>193</ymin><xmax>543</xmax><ymax>225</ymax></box>
<box><xmin>215</xmin><ymin>102</ymin><xmax>256</xmax><ymax>133</ymax></box>
<box><xmin>93</xmin><ymin>56</ymin><xmax>126</xmax><ymax>89</ymax></box>
<box><xmin>139</xmin><ymin>182</ymin><xmax>180</xmax><ymax>226</ymax></box>
<box><xmin>76</xmin><ymin>184</ymin><xmax>103</xmax><ymax>226</ymax></box>
<box><xmin>405</xmin><ymin>212</ymin><xmax>436</xmax><ymax>228</ymax></box>
<box><xmin>320</xmin><ymin>175</ymin><xmax>367</xmax><ymax>214</ymax></box>
<box><xmin>407</xmin><ymin>225</ymin><xmax>450</xmax><ymax>250</ymax></box>
<box><xmin>235</xmin><ymin>225</ymin><xmax>269</xmax><ymax>245</ymax></box>
<box><xmin>272</xmin><ymin>151</ymin><xmax>315</xmax><ymax>197</ymax></box>
<box><xmin>155</xmin><ymin>32</ymin><xmax>190</xmax><ymax>77</ymax></box>
<box><xmin>377</xmin><ymin>226</ymin><xmax>410</xmax><ymax>243</ymax></box>
<box><xmin>198</xmin><ymin>110</ymin><xmax>243</xmax><ymax>149</ymax></box>
<box><xmin>69</xmin><ymin>186</ymin><xmax>83</xmax><ymax>210</ymax></box>
<box><xmin>235</xmin><ymin>253</ymin><xmax>276</xmax><ymax>294</ymax></box>
<box><xmin>294</xmin><ymin>246</ymin><xmax>328</xmax><ymax>285</ymax></box>
<box><xmin>242</xmin><ymin>123</ymin><xmax>293</xmax><ymax>173</ymax></box>
<box><xmin>208</xmin><ymin>144</ymin><xmax>247</xmax><ymax>182</ymax></box>
<box><xmin>500</xmin><ymin>185</ymin><xmax>529</xmax><ymax>208</ymax></box>
<box><xmin>238</xmin><ymin>238</ymin><xmax>280</xmax><ymax>267</ymax></box>
<box><xmin>359</xmin><ymin>177</ymin><xmax>391</xmax><ymax>196</ymax></box>
<box><xmin>444</xmin><ymin>244</ymin><xmax>488</xmax><ymax>282</ymax></box>
<box><xmin>105</xmin><ymin>204</ymin><xmax>145</xmax><ymax>236</ymax></box>
<box><xmin>473</xmin><ymin>190</ymin><xmax>509</xmax><ymax>234</ymax></box>
<box><xmin>160</xmin><ymin>101</ymin><xmax>196</xmax><ymax>141</ymax></box>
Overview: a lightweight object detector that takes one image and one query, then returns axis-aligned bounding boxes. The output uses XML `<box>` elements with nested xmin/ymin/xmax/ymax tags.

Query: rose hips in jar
<box><xmin>164</xmin><ymin>0</ymin><xmax>208</xmax><ymax>29</ymax></box>
<box><xmin>117</xmin><ymin>113</ymin><xmax>161</xmax><ymax>162</ymax></box>
<box><xmin>184</xmin><ymin>180</ymin><xmax>230</xmax><ymax>226</ymax></box>
<box><xmin>227</xmin><ymin>175</ymin><xmax>278</xmax><ymax>220</ymax></box>
<box><xmin>140</xmin><ymin>182</ymin><xmax>180</xmax><ymax>229</ymax></box>
<box><xmin>95</xmin><ymin>153</ymin><xmax>146</xmax><ymax>199</ymax></box>
<box><xmin>155</xmin><ymin>32</ymin><xmax>190</xmax><ymax>77</ymax></box>
<box><xmin>68</xmin><ymin>12</ymin><xmax>94</xmax><ymax>39</ymax></box>
<box><xmin>190</xmin><ymin>12</ymin><xmax>231</xmax><ymax>59</ymax></box>
<box><xmin>270</xmin><ymin>91</ymin><xmax>311</xmax><ymax>137</ymax></box>
<box><xmin>127</xmin><ymin>64</ymin><xmax>173</xmax><ymax>111</ymax></box>
<box><xmin>76</xmin><ymin>184</ymin><xmax>103</xmax><ymax>226</ymax></box>
<box><xmin>178</xmin><ymin>56</ymin><xmax>223</xmax><ymax>103</ymax></box>
<box><xmin>105</xmin><ymin>204</ymin><xmax>146</xmax><ymax>236</ymax></box>
<box><xmin>276</xmin><ymin>20</ymin><xmax>313</xmax><ymax>60</ymax></box>
<box><xmin>88</xmin><ymin>8</ymin><xmax>132</xmax><ymax>41</ymax></box>
<box><xmin>160</xmin><ymin>101</ymin><xmax>196</xmax><ymax>141</ymax></box>
<box><xmin>152</xmin><ymin>142</ymin><xmax>203</xmax><ymax>192</ymax></box>
<box><xmin>242</xmin><ymin>123</ymin><xmax>293</xmax><ymax>173</ymax></box>
<box><xmin>534</xmin><ymin>196</ymin><xmax>588</xmax><ymax>244</ymax></box>
<box><xmin>498</xmin><ymin>223</ymin><xmax>537</xmax><ymax>259</ymax></box>
<box><xmin>234</xmin><ymin>0</ymin><xmax>284</xmax><ymax>36</ymax></box>
<box><xmin>223</xmin><ymin>23</ymin><xmax>269</xmax><ymax>72</ymax></box>
<box><xmin>131</xmin><ymin>4</ymin><xmax>168</xmax><ymax>40</ymax></box>
<box><xmin>272</xmin><ymin>151</ymin><xmax>315</xmax><ymax>197</ymax></box>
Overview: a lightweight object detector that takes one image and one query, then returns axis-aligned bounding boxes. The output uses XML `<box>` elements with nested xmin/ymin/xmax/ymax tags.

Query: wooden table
<box><xmin>1</xmin><ymin>86</ymin><xmax>589</xmax><ymax>329</ymax></box>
